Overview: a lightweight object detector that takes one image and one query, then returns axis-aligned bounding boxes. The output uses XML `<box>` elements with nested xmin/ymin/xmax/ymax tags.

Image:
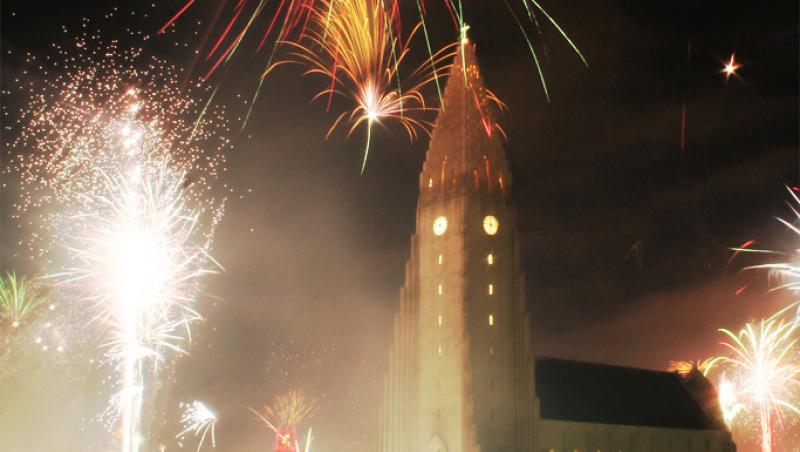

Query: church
<box><xmin>378</xmin><ymin>39</ymin><xmax>736</xmax><ymax>452</ymax></box>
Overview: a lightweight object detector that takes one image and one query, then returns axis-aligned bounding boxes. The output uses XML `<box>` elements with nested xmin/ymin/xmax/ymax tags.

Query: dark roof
<box><xmin>535</xmin><ymin>357</ymin><xmax>721</xmax><ymax>431</ymax></box>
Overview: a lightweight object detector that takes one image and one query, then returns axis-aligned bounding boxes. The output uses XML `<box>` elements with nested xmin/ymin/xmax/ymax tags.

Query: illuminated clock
<box><xmin>433</xmin><ymin>216</ymin><xmax>448</xmax><ymax>236</ymax></box>
<box><xmin>483</xmin><ymin>215</ymin><xmax>499</xmax><ymax>235</ymax></box>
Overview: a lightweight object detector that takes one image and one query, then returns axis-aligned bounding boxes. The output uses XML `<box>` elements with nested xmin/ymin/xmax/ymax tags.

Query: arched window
<box><xmin>427</xmin><ymin>436</ymin><xmax>448</xmax><ymax>452</ymax></box>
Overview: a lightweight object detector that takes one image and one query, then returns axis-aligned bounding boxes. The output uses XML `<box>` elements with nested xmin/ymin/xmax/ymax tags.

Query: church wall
<box><xmin>536</xmin><ymin>419</ymin><xmax>735</xmax><ymax>452</ymax></box>
<box><xmin>463</xmin><ymin>190</ymin><xmax>523</xmax><ymax>451</ymax></box>
<box><xmin>415</xmin><ymin>195</ymin><xmax>474</xmax><ymax>451</ymax></box>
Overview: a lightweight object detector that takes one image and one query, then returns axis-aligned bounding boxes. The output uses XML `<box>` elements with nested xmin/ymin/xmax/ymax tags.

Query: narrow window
<box><xmin>483</xmin><ymin>155</ymin><xmax>492</xmax><ymax>193</ymax></box>
<box><xmin>438</xmin><ymin>315</ymin><xmax>443</xmax><ymax>326</ymax></box>
<box><xmin>487</xmin><ymin>253</ymin><xmax>494</xmax><ymax>265</ymax></box>
<box><xmin>489</xmin><ymin>314</ymin><xmax>494</xmax><ymax>326</ymax></box>
<box><xmin>488</xmin><ymin>284</ymin><xmax>494</xmax><ymax>295</ymax></box>
<box><xmin>438</xmin><ymin>254</ymin><xmax>443</xmax><ymax>265</ymax></box>
<box><xmin>438</xmin><ymin>284</ymin><xmax>443</xmax><ymax>295</ymax></box>
<box><xmin>440</xmin><ymin>157</ymin><xmax>447</xmax><ymax>193</ymax></box>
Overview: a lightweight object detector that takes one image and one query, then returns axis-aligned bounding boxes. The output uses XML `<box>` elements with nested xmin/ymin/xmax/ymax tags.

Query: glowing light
<box><xmin>488</xmin><ymin>314</ymin><xmax>494</xmax><ymax>326</ymax></box>
<box><xmin>483</xmin><ymin>215</ymin><xmax>499</xmax><ymax>235</ymax></box>
<box><xmin>438</xmin><ymin>254</ymin><xmax>443</xmax><ymax>265</ymax></box>
<box><xmin>731</xmin><ymin>187</ymin><xmax>800</xmax><ymax>320</ymax></box>
<box><xmin>438</xmin><ymin>284</ymin><xmax>443</xmax><ymax>296</ymax></box>
<box><xmin>488</xmin><ymin>284</ymin><xmax>494</xmax><ymax>295</ymax></box>
<box><xmin>438</xmin><ymin>314</ymin><xmax>443</xmax><ymax>326</ymax></box>
<box><xmin>716</xmin><ymin>310</ymin><xmax>800</xmax><ymax>452</ymax></box>
<box><xmin>250</xmin><ymin>391</ymin><xmax>315</xmax><ymax>452</ymax></box>
<box><xmin>0</xmin><ymin>273</ymin><xmax>47</xmax><ymax>342</ymax></box>
<box><xmin>5</xmin><ymin>32</ymin><xmax>229</xmax><ymax>452</ymax></box>
<box><xmin>667</xmin><ymin>358</ymin><xmax>719</xmax><ymax>376</ymax></box>
<box><xmin>161</xmin><ymin>0</ymin><xmax>587</xmax><ymax>134</ymax></box>
<box><xmin>433</xmin><ymin>216</ymin><xmax>448</xmax><ymax>236</ymax></box>
<box><xmin>718</xmin><ymin>373</ymin><xmax>745</xmax><ymax>426</ymax></box>
<box><xmin>487</xmin><ymin>254</ymin><xmax>494</xmax><ymax>265</ymax></box>
<box><xmin>723</xmin><ymin>53</ymin><xmax>740</xmax><ymax>78</ymax></box>
<box><xmin>460</xmin><ymin>23</ymin><xmax>471</xmax><ymax>45</ymax></box>
<box><xmin>177</xmin><ymin>401</ymin><xmax>218</xmax><ymax>452</ymax></box>
<box><xmin>281</xmin><ymin>0</ymin><xmax>457</xmax><ymax>172</ymax></box>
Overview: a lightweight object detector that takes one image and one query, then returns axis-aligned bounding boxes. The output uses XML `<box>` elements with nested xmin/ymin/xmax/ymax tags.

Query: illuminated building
<box><xmin>379</xmin><ymin>42</ymin><xmax>735</xmax><ymax>452</ymax></box>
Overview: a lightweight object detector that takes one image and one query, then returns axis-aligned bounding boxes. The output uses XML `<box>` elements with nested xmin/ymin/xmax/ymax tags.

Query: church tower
<box><xmin>380</xmin><ymin>40</ymin><xmax>536</xmax><ymax>452</ymax></box>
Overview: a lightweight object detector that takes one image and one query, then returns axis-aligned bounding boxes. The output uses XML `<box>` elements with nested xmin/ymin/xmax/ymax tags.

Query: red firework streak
<box><xmin>275</xmin><ymin>425</ymin><xmax>298</xmax><ymax>452</ymax></box>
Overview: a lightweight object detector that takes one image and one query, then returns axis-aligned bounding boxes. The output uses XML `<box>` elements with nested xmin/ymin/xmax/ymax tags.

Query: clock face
<box><xmin>483</xmin><ymin>215</ymin><xmax>499</xmax><ymax>235</ymax></box>
<box><xmin>433</xmin><ymin>216</ymin><xmax>448</xmax><ymax>236</ymax></box>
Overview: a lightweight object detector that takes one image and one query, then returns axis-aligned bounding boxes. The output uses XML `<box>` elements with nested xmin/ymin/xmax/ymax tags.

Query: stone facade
<box><xmin>379</xmin><ymin>41</ymin><xmax>735</xmax><ymax>452</ymax></box>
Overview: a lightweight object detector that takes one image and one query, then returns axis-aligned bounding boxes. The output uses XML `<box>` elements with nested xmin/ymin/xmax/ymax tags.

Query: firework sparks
<box><xmin>5</xmin><ymin>25</ymin><xmax>230</xmax><ymax>452</ymax></box>
<box><xmin>668</xmin><ymin>357</ymin><xmax>720</xmax><ymax>376</ymax></box>
<box><xmin>160</xmin><ymin>1</ymin><xmax>585</xmax><ymax>136</ymax></box>
<box><xmin>282</xmin><ymin>0</ymin><xmax>456</xmax><ymax>172</ymax></box>
<box><xmin>250</xmin><ymin>390</ymin><xmax>316</xmax><ymax>452</ymax></box>
<box><xmin>264</xmin><ymin>390</ymin><xmax>316</xmax><ymax>427</ymax></box>
<box><xmin>177</xmin><ymin>400</ymin><xmax>218</xmax><ymax>451</ymax></box>
<box><xmin>728</xmin><ymin>188</ymin><xmax>800</xmax><ymax>319</ymax></box>
<box><xmin>0</xmin><ymin>272</ymin><xmax>47</xmax><ymax>336</ymax></box>
<box><xmin>716</xmin><ymin>309</ymin><xmax>800</xmax><ymax>452</ymax></box>
<box><xmin>723</xmin><ymin>53</ymin><xmax>740</xmax><ymax>78</ymax></box>
<box><xmin>718</xmin><ymin>372</ymin><xmax>745</xmax><ymax>426</ymax></box>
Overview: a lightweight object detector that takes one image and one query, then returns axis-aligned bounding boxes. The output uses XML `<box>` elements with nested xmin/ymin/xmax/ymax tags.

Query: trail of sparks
<box><xmin>5</xmin><ymin>26</ymin><xmax>231</xmax><ymax>451</ymax></box>
<box><xmin>729</xmin><ymin>188</ymin><xmax>800</xmax><ymax>318</ymax></box>
<box><xmin>248</xmin><ymin>390</ymin><xmax>316</xmax><ymax>451</ymax></box>
<box><xmin>177</xmin><ymin>400</ymin><xmax>218</xmax><ymax>451</ymax></box>
<box><xmin>282</xmin><ymin>0</ymin><xmax>456</xmax><ymax>171</ymax></box>
<box><xmin>716</xmin><ymin>308</ymin><xmax>800</xmax><ymax>452</ymax></box>
<box><xmin>667</xmin><ymin>357</ymin><xmax>720</xmax><ymax>376</ymax></box>
<box><xmin>159</xmin><ymin>1</ymin><xmax>586</xmax><ymax>135</ymax></box>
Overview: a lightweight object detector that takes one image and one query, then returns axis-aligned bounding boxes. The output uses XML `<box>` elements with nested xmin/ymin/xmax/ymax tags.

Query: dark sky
<box><xmin>1</xmin><ymin>1</ymin><xmax>798</xmax><ymax>451</ymax></box>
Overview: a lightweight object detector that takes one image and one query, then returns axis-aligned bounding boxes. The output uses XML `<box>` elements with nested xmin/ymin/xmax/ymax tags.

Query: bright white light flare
<box><xmin>178</xmin><ymin>400</ymin><xmax>218</xmax><ymax>451</ymax></box>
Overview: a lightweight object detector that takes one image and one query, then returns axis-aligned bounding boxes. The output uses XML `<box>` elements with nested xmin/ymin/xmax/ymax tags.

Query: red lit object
<box><xmin>275</xmin><ymin>425</ymin><xmax>298</xmax><ymax>452</ymax></box>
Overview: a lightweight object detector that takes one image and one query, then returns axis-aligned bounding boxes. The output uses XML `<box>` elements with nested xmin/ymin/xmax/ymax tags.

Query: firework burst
<box><xmin>5</xmin><ymin>24</ymin><xmax>231</xmax><ymax>451</ymax></box>
<box><xmin>250</xmin><ymin>390</ymin><xmax>316</xmax><ymax>452</ymax></box>
<box><xmin>729</xmin><ymin>187</ymin><xmax>800</xmax><ymax>318</ymax></box>
<box><xmin>281</xmin><ymin>0</ymin><xmax>456</xmax><ymax>172</ymax></box>
<box><xmin>0</xmin><ymin>272</ymin><xmax>47</xmax><ymax>336</ymax></box>
<box><xmin>718</xmin><ymin>372</ymin><xmax>745</xmax><ymax>426</ymax></box>
<box><xmin>158</xmin><ymin>1</ymin><xmax>586</xmax><ymax>99</ymax></box>
<box><xmin>177</xmin><ymin>400</ymin><xmax>218</xmax><ymax>451</ymax></box>
<box><xmin>264</xmin><ymin>390</ymin><xmax>316</xmax><ymax>427</ymax></box>
<box><xmin>668</xmin><ymin>357</ymin><xmax>720</xmax><ymax>376</ymax></box>
<box><xmin>716</xmin><ymin>308</ymin><xmax>800</xmax><ymax>452</ymax></box>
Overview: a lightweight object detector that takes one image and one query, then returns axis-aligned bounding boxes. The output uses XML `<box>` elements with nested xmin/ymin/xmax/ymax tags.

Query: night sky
<box><xmin>1</xmin><ymin>1</ymin><xmax>798</xmax><ymax>451</ymax></box>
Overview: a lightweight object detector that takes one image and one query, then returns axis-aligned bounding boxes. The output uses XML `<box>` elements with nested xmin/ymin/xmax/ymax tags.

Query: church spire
<box><xmin>420</xmin><ymin>39</ymin><xmax>511</xmax><ymax>200</ymax></box>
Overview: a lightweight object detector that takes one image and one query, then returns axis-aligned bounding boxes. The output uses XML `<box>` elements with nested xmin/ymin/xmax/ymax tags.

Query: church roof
<box><xmin>420</xmin><ymin>41</ymin><xmax>511</xmax><ymax>193</ymax></box>
<box><xmin>534</xmin><ymin>357</ymin><xmax>724</xmax><ymax>431</ymax></box>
